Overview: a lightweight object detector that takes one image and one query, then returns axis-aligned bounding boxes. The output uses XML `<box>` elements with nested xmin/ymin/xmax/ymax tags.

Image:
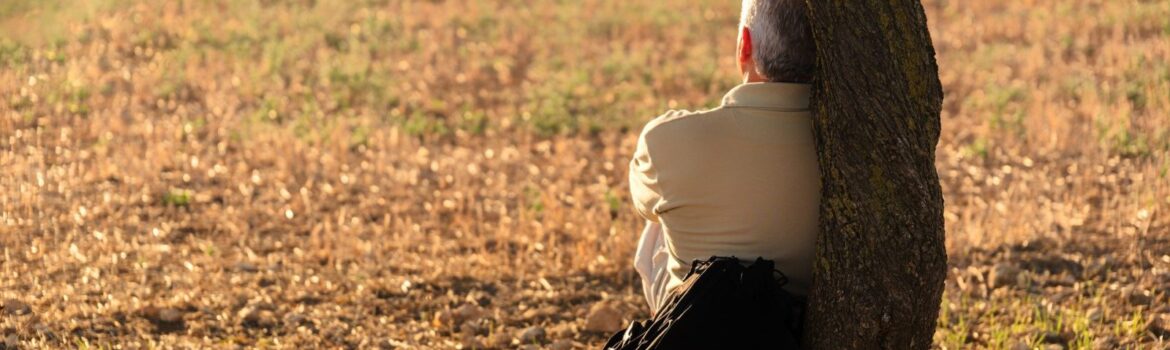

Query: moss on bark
<box><xmin>802</xmin><ymin>1</ymin><xmax>947</xmax><ymax>349</ymax></box>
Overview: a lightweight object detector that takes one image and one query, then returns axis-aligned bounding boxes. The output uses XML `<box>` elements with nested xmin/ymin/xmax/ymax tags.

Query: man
<box><xmin>629</xmin><ymin>0</ymin><xmax>819</xmax><ymax>314</ymax></box>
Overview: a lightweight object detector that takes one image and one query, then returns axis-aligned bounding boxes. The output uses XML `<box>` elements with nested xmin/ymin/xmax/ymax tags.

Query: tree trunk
<box><xmin>801</xmin><ymin>1</ymin><xmax>947</xmax><ymax>349</ymax></box>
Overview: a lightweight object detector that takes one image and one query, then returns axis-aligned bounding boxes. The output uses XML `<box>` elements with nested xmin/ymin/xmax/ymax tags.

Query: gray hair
<box><xmin>740</xmin><ymin>0</ymin><xmax>816</xmax><ymax>83</ymax></box>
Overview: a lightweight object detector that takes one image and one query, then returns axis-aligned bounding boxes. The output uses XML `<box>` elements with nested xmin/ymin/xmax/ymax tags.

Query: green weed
<box><xmin>163</xmin><ymin>189</ymin><xmax>192</xmax><ymax>207</ymax></box>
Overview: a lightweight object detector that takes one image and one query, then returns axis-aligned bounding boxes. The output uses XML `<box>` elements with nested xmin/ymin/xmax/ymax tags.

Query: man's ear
<box><xmin>739</xmin><ymin>26</ymin><xmax>753</xmax><ymax>65</ymax></box>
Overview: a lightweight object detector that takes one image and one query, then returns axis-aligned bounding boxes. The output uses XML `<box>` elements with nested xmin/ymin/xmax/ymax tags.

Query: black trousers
<box><xmin>605</xmin><ymin>257</ymin><xmax>806</xmax><ymax>349</ymax></box>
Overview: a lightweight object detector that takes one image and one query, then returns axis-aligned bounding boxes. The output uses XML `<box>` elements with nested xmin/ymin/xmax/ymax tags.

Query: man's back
<box><xmin>629</xmin><ymin>82</ymin><xmax>821</xmax><ymax>306</ymax></box>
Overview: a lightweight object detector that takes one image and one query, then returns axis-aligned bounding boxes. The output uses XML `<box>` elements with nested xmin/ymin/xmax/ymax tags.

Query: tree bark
<box><xmin>801</xmin><ymin>1</ymin><xmax>947</xmax><ymax>349</ymax></box>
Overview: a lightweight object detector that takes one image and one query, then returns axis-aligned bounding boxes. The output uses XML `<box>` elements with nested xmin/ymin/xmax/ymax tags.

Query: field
<box><xmin>1</xmin><ymin>0</ymin><xmax>1169</xmax><ymax>348</ymax></box>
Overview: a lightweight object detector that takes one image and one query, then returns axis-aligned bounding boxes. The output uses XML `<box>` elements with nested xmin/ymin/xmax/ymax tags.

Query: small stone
<box><xmin>1045</xmin><ymin>273</ymin><xmax>1076</xmax><ymax>287</ymax></box>
<box><xmin>373</xmin><ymin>287</ymin><xmax>401</xmax><ymax>300</ymax></box>
<box><xmin>1</xmin><ymin>299</ymin><xmax>31</xmax><ymax>316</ymax></box>
<box><xmin>235</xmin><ymin>262</ymin><xmax>259</xmax><ymax>273</ymax></box>
<box><xmin>1091</xmin><ymin>336</ymin><xmax>1117</xmax><ymax>350</ymax></box>
<box><xmin>142</xmin><ymin>306</ymin><xmax>186</xmax><ymax>333</ymax></box>
<box><xmin>1148</xmin><ymin>314</ymin><xmax>1170</xmax><ymax>338</ymax></box>
<box><xmin>294</xmin><ymin>292</ymin><xmax>322</xmax><ymax>305</ymax></box>
<box><xmin>453</xmin><ymin>304</ymin><xmax>484</xmax><ymax>324</ymax></box>
<box><xmin>1009</xmin><ymin>341</ymin><xmax>1030</xmax><ymax>350</ymax></box>
<box><xmin>518</xmin><ymin>326</ymin><xmax>546</xmax><ymax>344</ymax></box>
<box><xmin>1126</xmin><ymin>289</ymin><xmax>1153</xmax><ymax>306</ymax></box>
<box><xmin>1085</xmin><ymin>308</ymin><xmax>1103</xmax><ymax>322</ymax></box>
<box><xmin>460</xmin><ymin>334</ymin><xmax>484</xmax><ymax>349</ymax></box>
<box><xmin>140</xmin><ymin>306</ymin><xmax>183</xmax><ymax>325</ymax></box>
<box><xmin>965</xmin><ymin>266</ymin><xmax>986</xmax><ymax>285</ymax></box>
<box><xmin>459</xmin><ymin>321</ymin><xmax>480</xmax><ymax>336</ymax></box>
<box><xmin>378</xmin><ymin>338</ymin><xmax>408</xmax><ymax>349</ymax></box>
<box><xmin>1041</xmin><ymin>331</ymin><xmax>1068</xmax><ymax>344</ymax></box>
<box><xmin>157</xmin><ymin>308</ymin><xmax>183</xmax><ymax>323</ymax></box>
<box><xmin>486</xmin><ymin>329</ymin><xmax>512</xmax><ymax>348</ymax></box>
<box><xmin>284</xmin><ymin>312</ymin><xmax>311</xmax><ymax>327</ymax></box>
<box><xmin>1043</xmin><ymin>344</ymin><xmax>1065</xmax><ymax>350</ymax></box>
<box><xmin>988</xmin><ymin>264</ymin><xmax>1020</xmax><ymax>289</ymax></box>
<box><xmin>1049</xmin><ymin>288</ymin><xmax>1076</xmax><ymax>303</ymax></box>
<box><xmin>1084</xmin><ymin>256</ymin><xmax>1115</xmax><ymax>279</ymax></box>
<box><xmin>1015</xmin><ymin>270</ymin><xmax>1034</xmax><ymax>289</ymax></box>
<box><xmin>584</xmin><ymin>302</ymin><xmax>623</xmax><ymax>333</ymax></box>
<box><xmin>31</xmin><ymin>322</ymin><xmax>52</xmax><ymax>336</ymax></box>
<box><xmin>549</xmin><ymin>339</ymin><xmax>574</xmax><ymax>350</ymax></box>
<box><xmin>969</xmin><ymin>284</ymin><xmax>989</xmax><ymax>299</ymax></box>
<box><xmin>433</xmin><ymin>310</ymin><xmax>454</xmax><ymax>329</ymax></box>
<box><xmin>241</xmin><ymin>308</ymin><xmax>277</xmax><ymax>329</ymax></box>
<box><xmin>548</xmin><ymin>322</ymin><xmax>577</xmax><ymax>338</ymax></box>
<box><xmin>3</xmin><ymin>334</ymin><xmax>18</xmax><ymax>348</ymax></box>
<box><xmin>520</xmin><ymin>306</ymin><xmax>557</xmax><ymax>320</ymax></box>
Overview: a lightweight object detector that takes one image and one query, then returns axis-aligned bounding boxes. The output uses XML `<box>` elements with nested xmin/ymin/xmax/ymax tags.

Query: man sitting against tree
<box><xmin>618</xmin><ymin>0</ymin><xmax>819</xmax><ymax>345</ymax></box>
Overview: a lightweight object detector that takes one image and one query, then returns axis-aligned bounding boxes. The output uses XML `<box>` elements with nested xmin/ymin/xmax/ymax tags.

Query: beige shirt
<box><xmin>629</xmin><ymin>82</ymin><xmax>821</xmax><ymax>309</ymax></box>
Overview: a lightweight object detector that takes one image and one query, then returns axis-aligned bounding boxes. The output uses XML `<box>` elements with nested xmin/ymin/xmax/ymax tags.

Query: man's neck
<box><xmin>742</xmin><ymin>70</ymin><xmax>767</xmax><ymax>83</ymax></box>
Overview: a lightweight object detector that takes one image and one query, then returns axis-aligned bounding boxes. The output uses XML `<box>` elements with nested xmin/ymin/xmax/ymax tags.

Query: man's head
<box><xmin>737</xmin><ymin>0</ymin><xmax>816</xmax><ymax>84</ymax></box>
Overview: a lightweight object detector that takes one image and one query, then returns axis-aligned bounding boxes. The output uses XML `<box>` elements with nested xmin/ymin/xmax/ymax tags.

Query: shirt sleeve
<box><xmin>629</xmin><ymin>130</ymin><xmax>663</xmax><ymax>222</ymax></box>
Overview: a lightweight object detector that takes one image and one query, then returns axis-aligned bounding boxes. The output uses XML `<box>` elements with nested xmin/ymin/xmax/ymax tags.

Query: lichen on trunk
<box><xmin>802</xmin><ymin>0</ymin><xmax>947</xmax><ymax>349</ymax></box>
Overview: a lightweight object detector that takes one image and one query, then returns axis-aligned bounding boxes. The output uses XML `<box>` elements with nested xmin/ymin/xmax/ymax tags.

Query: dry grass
<box><xmin>1</xmin><ymin>0</ymin><xmax>1168</xmax><ymax>349</ymax></box>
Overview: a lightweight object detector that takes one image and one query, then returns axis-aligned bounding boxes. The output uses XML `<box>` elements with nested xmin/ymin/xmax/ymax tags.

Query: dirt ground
<box><xmin>2</xmin><ymin>0</ymin><xmax>1169</xmax><ymax>349</ymax></box>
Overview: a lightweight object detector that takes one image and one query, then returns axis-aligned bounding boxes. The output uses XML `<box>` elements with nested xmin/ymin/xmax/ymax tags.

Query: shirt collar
<box><xmin>721</xmin><ymin>82</ymin><xmax>812</xmax><ymax>110</ymax></box>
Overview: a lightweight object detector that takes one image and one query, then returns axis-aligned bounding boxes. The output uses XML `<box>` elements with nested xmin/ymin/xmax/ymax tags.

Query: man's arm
<box><xmin>629</xmin><ymin>132</ymin><xmax>663</xmax><ymax>222</ymax></box>
<box><xmin>630</xmin><ymin>126</ymin><xmax>670</xmax><ymax>312</ymax></box>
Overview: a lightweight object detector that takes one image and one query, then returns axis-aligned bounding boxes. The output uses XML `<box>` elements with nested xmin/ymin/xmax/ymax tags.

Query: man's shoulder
<box><xmin>639</xmin><ymin>107</ymin><xmax>728</xmax><ymax>142</ymax></box>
